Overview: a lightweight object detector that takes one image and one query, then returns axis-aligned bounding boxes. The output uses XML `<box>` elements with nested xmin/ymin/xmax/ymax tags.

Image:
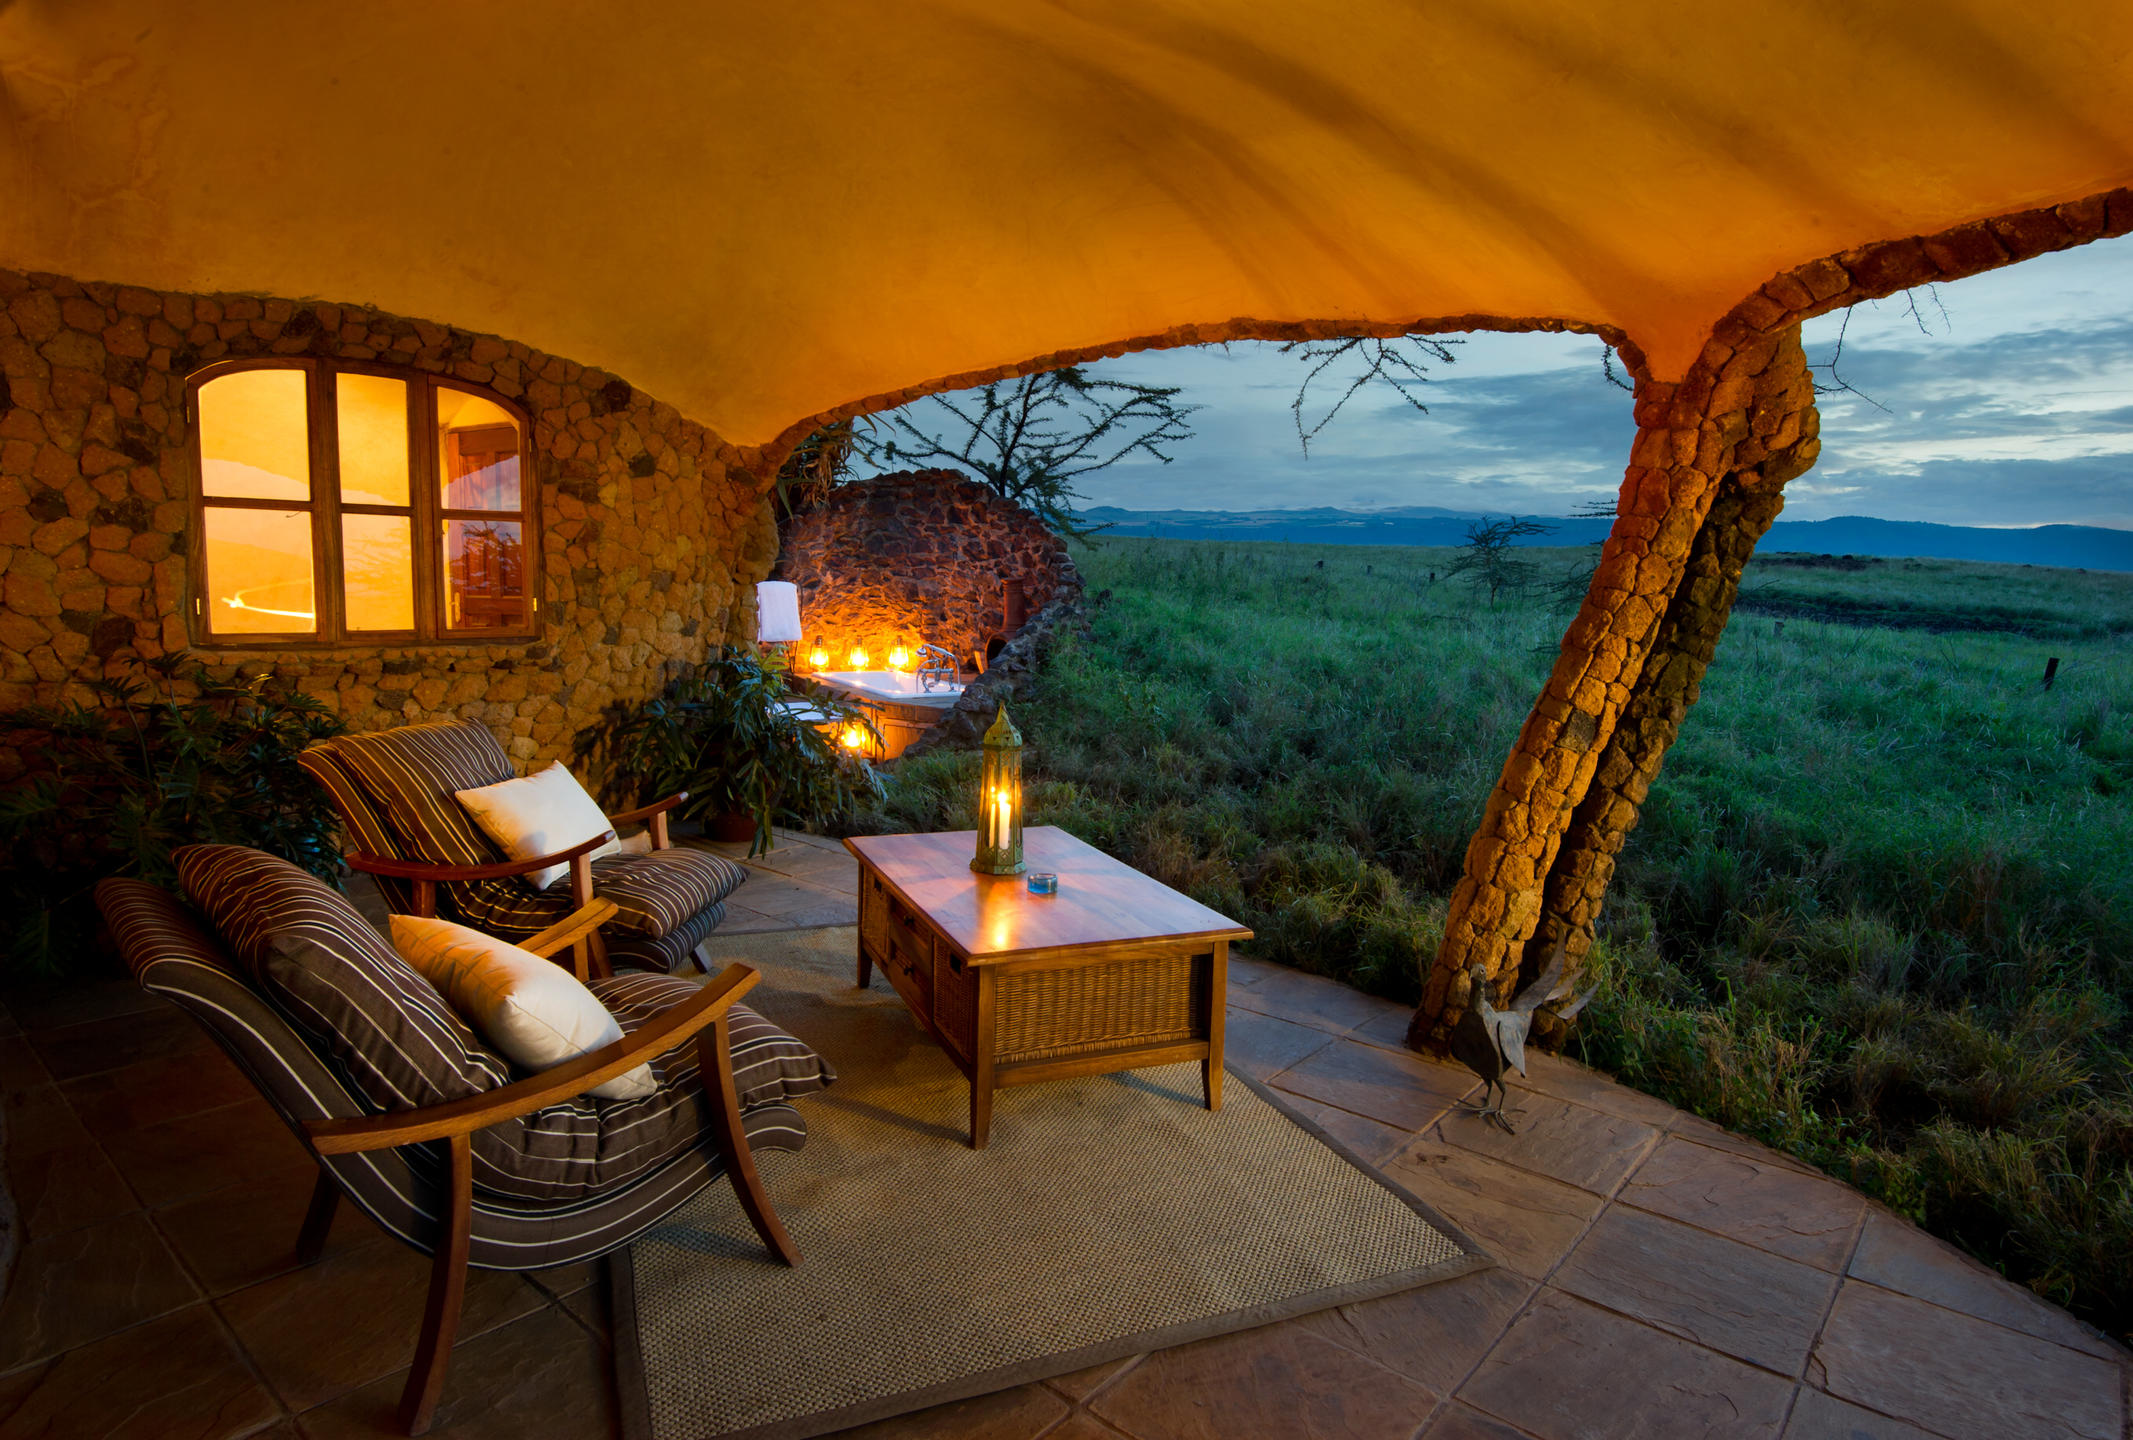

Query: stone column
<box><xmin>1408</xmin><ymin>325</ymin><xmax>1817</xmax><ymax>1049</ymax></box>
<box><xmin>1522</xmin><ymin>333</ymin><xmax>1819</xmax><ymax>1027</ymax></box>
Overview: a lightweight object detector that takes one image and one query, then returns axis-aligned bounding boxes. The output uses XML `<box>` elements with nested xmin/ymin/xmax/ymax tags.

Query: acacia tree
<box><xmin>1282</xmin><ymin>335</ymin><xmax>1462</xmax><ymax>455</ymax></box>
<box><xmin>855</xmin><ymin>367</ymin><xmax>1196</xmax><ymax>536</ymax></box>
<box><xmin>1445</xmin><ymin>516</ymin><xmax>1555</xmax><ymax>604</ymax></box>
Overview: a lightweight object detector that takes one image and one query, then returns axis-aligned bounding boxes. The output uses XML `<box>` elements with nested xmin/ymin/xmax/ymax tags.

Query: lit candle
<box><xmin>808</xmin><ymin>644</ymin><xmax>828</xmax><ymax>670</ymax></box>
<box><xmin>849</xmin><ymin>645</ymin><xmax>869</xmax><ymax>669</ymax></box>
<box><xmin>889</xmin><ymin>645</ymin><xmax>911</xmax><ymax>670</ymax></box>
<box><xmin>994</xmin><ymin>790</ymin><xmax>1012</xmax><ymax>852</ymax></box>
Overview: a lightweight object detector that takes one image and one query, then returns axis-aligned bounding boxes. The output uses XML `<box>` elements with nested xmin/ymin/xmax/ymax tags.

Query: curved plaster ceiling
<box><xmin>3</xmin><ymin>1</ymin><xmax>2131</xmax><ymax>447</ymax></box>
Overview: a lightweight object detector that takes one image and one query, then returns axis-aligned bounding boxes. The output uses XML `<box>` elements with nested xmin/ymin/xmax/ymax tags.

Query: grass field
<box><xmin>855</xmin><ymin>536</ymin><xmax>2133</xmax><ymax>1339</ymax></box>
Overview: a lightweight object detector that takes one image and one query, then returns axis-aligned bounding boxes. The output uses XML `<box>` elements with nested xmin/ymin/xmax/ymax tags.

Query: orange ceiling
<box><xmin>3</xmin><ymin>2</ymin><xmax>2130</xmax><ymax>446</ymax></box>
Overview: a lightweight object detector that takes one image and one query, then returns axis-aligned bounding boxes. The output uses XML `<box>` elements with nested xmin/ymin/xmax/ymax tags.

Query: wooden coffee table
<box><xmin>845</xmin><ymin>827</ymin><xmax>1253</xmax><ymax>1148</ymax></box>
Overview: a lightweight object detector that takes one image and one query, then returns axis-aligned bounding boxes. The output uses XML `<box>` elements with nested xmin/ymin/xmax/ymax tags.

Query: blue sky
<box><xmin>1073</xmin><ymin>233</ymin><xmax>2133</xmax><ymax>529</ymax></box>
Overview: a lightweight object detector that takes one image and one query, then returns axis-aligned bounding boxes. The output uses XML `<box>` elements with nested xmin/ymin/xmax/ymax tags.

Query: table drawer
<box><xmin>994</xmin><ymin>952</ymin><xmax>1204</xmax><ymax>1065</ymax></box>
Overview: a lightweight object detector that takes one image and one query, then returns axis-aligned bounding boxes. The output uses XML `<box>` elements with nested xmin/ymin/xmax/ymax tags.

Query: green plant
<box><xmin>0</xmin><ymin>657</ymin><xmax>347</xmax><ymax>976</ymax></box>
<box><xmin>573</xmin><ymin>650</ymin><xmax>883</xmax><ymax>854</ymax></box>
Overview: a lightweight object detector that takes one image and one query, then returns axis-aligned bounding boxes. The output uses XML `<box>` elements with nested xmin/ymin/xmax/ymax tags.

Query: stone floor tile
<box><xmin>743</xmin><ymin>843</ymin><xmax>859</xmax><ymax>888</ymax></box>
<box><xmin>1846</xmin><ymin>1208</ymin><xmax>2120</xmax><ymax>1360</ymax></box>
<box><xmin>1227</xmin><ymin>968</ymin><xmax>1396</xmax><ymax>1037</ymax></box>
<box><xmin>720</xmin><ymin>881</ymin><xmax>856</xmax><ymax>927</ymax></box>
<box><xmin>1045</xmin><ymin>1414</ymin><xmax>1140</xmax><ymax>1440</ymax></box>
<box><xmin>154</xmin><ymin>1169</ymin><xmax>385</xmax><ymax>1297</ymax></box>
<box><xmin>1516</xmin><ymin>1051</ymin><xmax>1679</xmax><ymax>1127</ymax></box>
<box><xmin>2</xmin><ymin>975</ymin><xmax>161</xmax><ymax>1034</ymax></box>
<box><xmin>0</xmin><ymin>994</ymin><xmax>19</xmax><ymax>1036</ymax></box>
<box><xmin>1621</xmin><ymin>1135</ymin><xmax>1864</xmax><ymax>1272</ymax></box>
<box><xmin>217</xmin><ymin>1233</ymin><xmax>546</xmax><ymax>1412</ymax></box>
<box><xmin>525</xmin><ymin>1257</ymin><xmax>601</xmax><ymax>1301</ymax></box>
<box><xmin>714</xmin><ymin>902</ymin><xmax>798</xmax><ymax>934</ymax></box>
<box><xmin>61</xmin><ymin>1045</ymin><xmax>256</xmax><ymax>1139</ymax></box>
<box><xmin>1269</xmin><ymin>1038</ymin><xmax>1475</xmax><ymax>1133</ymax></box>
<box><xmin>0</xmin><ymin>1304</ymin><xmax>280</xmax><ymax>1440</ymax></box>
<box><xmin>7</xmin><ymin>1134</ymin><xmax>139</xmax><ymax>1243</ymax></box>
<box><xmin>831</xmin><ymin>1383</ymin><xmax>1071</xmax><ymax>1439</ymax></box>
<box><xmin>1297</xmin><ymin>1265</ymin><xmax>1536</xmax><ymax>1396</ymax></box>
<box><xmin>1459</xmin><ymin>1289</ymin><xmax>1793</xmax><ymax>1440</ymax></box>
<box><xmin>1430</xmin><ymin>1093</ymin><xmax>1658</xmax><ymax>1196</ymax></box>
<box><xmin>1226</xmin><ymin>955</ymin><xmax>1284</xmax><ymax>990</ymax></box>
<box><xmin>24</xmin><ymin>1001</ymin><xmax>213</xmax><ymax>1083</ymax></box>
<box><xmin>0</xmin><ymin>1210</ymin><xmax>200</xmax><ymax>1368</ymax></box>
<box><xmin>1382</xmin><ymin>1140</ymin><xmax>1602</xmax><ymax>1279</ymax></box>
<box><xmin>1091</xmin><ymin>1321</ymin><xmax>1438</xmax><ymax>1440</ymax></box>
<box><xmin>1782</xmin><ymin>1388</ymin><xmax>1944</xmax><ymax>1440</ymax></box>
<box><xmin>1552</xmin><ymin>1205</ymin><xmax>1838</xmax><ymax>1374</ymax></box>
<box><xmin>1347</xmin><ymin>1006</ymin><xmax>1415</xmax><ymax>1051</ymax></box>
<box><xmin>0</xmin><ymin>1032</ymin><xmax>52</xmax><ymax>1091</ymax></box>
<box><xmin>1809</xmin><ymin>1280</ymin><xmax>2122</xmax><ymax>1440</ymax></box>
<box><xmin>556</xmin><ymin>1273</ymin><xmax>612</xmax><ymax>1344</ymax></box>
<box><xmin>295</xmin><ymin>1305</ymin><xmax>613</xmax><ymax>1440</ymax></box>
<box><xmin>1042</xmin><ymin>1353</ymin><xmax>1144</xmax><ymax>1402</ymax></box>
<box><xmin>101</xmin><ymin>1096</ymin><xmax>313</xmax><ymax>1209</ymax></box>
<box><xmin>1270</xmin><ymin>1094</ymin><xmax>1412</xmax><ymax>1167</ymax></box>
<box><xmin>1420</xmin><ymin>1403</ymin><xmax>1545</xmax><ymax>1440</ymax></box>
<box><xmin>1223</xmin><ymin>1007</ymin><xmax>1336</xmax><ymax>1082</ymax></box>
<box><xmin>1664</xmin><ymin>1111</ymin><xmax>1823</xmax><ymax>1176</ymax></box>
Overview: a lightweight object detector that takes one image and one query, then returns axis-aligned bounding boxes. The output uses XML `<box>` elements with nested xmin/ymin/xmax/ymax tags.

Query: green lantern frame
<box><xmin>971</xmin><ymin>703</ymin><xmax>1026</xmax><ymax>875</ymax></box>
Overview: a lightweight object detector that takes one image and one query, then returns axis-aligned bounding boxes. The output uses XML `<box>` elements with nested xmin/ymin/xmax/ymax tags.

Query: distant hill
<box><xmin>1084</xmin><ymin>507</ymin><xmax>2133</xmax><ymax>572</ymax></box>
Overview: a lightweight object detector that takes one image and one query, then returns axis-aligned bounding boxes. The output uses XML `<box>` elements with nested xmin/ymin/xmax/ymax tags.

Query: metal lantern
<box><xmin>971</xmin><ymin>703</ymin><xmax>1026</xmax><ymax>875</ymax></box>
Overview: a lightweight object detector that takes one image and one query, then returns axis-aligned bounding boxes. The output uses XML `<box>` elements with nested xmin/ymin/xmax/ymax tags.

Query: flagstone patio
<box><xmin>0</xmin><ymin>833</ymin><xmax>2123</xmax><ymax>1440</ymax></box>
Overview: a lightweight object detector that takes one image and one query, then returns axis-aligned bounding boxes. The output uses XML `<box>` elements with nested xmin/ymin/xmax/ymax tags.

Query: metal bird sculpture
<box><xmin>1448</xmin><ymin>941</ymin><xmax>1599</xmax><ymax>1133</ymax></box>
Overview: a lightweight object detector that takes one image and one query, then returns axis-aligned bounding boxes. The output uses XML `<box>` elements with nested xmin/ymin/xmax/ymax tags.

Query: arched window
<box><xmin>187</xmin><ymin>361</ymin><xmax>539</xmax><ymax>644</ymax></box>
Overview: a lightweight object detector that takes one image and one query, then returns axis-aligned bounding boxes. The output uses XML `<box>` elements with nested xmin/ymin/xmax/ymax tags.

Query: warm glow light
<box><xmin>841</xmin><ymin>723</ymin><xmax>867</xmax><ymax>751</ymax></box>
<box><xmin>888</xmin><ymin>645</ymin><xmax>911</xmax><ymax>670</ymax></box>
<box><xmin>849</xmin><ymin>646</ymin><xmax>869</xmax><ymax>669</ymax></box>
<box><xmin>807</xmin><ymin>645</ymin><xmax>829</xmax><ymax>670</ymax></box>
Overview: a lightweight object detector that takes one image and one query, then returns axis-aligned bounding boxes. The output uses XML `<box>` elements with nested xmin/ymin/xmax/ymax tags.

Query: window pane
<box><xmin>342</xmin><ymin>514</ymin><xmax>414</xmax><ymax>631</ymax></box>
<box><xmin>435</xmin><ymin>387</ymin><xmax>522</xmax><ymax>511</ymax></box>
<box><xmin>443</xmin><ymin>518</ymin><xmax>528</xmax><ymax>631</ymax></box>
<box><xmin>198</xmin><ymin>369</ymin><xmax>311</xmax><ymax>501</ymax></box>
<box><xmin>204</xmin><ymin>507</ymin><xmax>315</xmax><ymax>634</ymax></box>
<box><xmin>337</xmin><ymin>373</ymin><xmax>410</xmax><ymax>507</ymax></box>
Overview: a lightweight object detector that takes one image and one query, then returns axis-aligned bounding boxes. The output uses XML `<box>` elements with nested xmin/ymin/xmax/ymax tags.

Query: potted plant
<box><xmin>574</xmin><ymin>649</ymin><xmax>882</xmax><ymax>855</ymax></box>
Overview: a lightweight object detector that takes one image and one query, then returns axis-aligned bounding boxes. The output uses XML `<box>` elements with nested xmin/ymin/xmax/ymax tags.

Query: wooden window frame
<box><xmin>185</xmin><ymin>359</ymin><xmax>542</xmax><ymax>648</ymax></box>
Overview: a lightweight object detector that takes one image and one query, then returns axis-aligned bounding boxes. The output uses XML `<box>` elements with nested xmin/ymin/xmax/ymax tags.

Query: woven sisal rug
<box><xmin>613</xmin><ymin>925</ymin><xmax>1489</xmax><ymax>1440</ymax></box>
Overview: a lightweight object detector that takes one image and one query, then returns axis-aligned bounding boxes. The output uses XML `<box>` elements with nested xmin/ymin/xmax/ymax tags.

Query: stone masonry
<box><xmin>773</xmin><ymin>469</ymin><xmax>1078</xmax><ymax>673</ymax></box>
<box><xmin>1413</xmin><ymin>183</ymin><xmax>2133</xmax><ymax>1047</ymax></box>
<box><xmin>0</xmin><ymin>269</ymin><xmax>784</xmax><ymax>773</ymax></box>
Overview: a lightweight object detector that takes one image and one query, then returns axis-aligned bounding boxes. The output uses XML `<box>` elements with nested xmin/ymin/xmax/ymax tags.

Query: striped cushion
<box><xmin>175</xmin><ymin>844</ymin><xmax>513</xmax><ymax>1112</ymax></box>
<box><xmin>592</xmin><ymin>846</ymin><xmax>748</xmax><ymax>938</ymax></box>
<box><xmin>591</xmin><ymin>973</ymin><xmax>837</xmax><ymax>1109</ymax></box>
<box><xmin>327</xmin><ymin>720</ymin><xmax>515</xmax><ymax>868</ymax></box>
<box><xmin>298</xmin><ymin>745</ymin><xmax>413</xmax><ymax>911</ymax></box>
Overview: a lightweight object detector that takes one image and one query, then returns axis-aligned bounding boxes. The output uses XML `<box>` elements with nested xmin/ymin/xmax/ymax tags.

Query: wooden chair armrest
<box><xmin>346</xmin><ymin>830</ymin><xmax>617</xmax><ymax>883</ymax></box>
<box><xmin>519</xmin><ymin>899</ymin><xmax>620</xmax><ymax>960</ymax></box>
<box><xmin>306</xmin><ymin>963</ymin><xmax>761</xmax><ymax>1155</ymax></box>
<box><xmin>608</xmin><ymin>791</ymin><xmax>688</xmax><ymax>850</ymax></box>
<box><xmin>607</xmin><ymin>791</ymin><xmax>688</xmax><ymax>826</ymax></box>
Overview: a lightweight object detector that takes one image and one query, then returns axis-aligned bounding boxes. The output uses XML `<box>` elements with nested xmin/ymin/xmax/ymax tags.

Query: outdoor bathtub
<box><xmin>812</xmin><ymin>669</ymin><xmax>966</xmax><ymax>710</ymax></box>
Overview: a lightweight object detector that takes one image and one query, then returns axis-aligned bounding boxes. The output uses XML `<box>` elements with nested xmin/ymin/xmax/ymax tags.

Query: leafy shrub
<box><xmin>0</xmin><ymin>659</ymin><xmax>346</xmax><ymax>976</ymax></box>
<box><xmin>573</xmin><ymin>650</ymin><xmax>883</xmax><ymax>853</ymax></box>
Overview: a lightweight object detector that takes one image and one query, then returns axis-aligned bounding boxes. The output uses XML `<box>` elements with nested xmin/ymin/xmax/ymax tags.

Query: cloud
<box><xmin>879</xmin><ymin>238</ymin><xmax>2133</xmax><ymax>528</ymax></box>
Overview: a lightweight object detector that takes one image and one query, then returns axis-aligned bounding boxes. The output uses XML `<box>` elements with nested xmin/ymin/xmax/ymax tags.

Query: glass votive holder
<box><xmin>1026</xmin><ymin>871</ymin><xmax>1059</xmax><ymax>897</ymax></box>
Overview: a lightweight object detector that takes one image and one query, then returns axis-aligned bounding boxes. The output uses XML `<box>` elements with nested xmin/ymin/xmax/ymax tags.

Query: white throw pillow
<box><xmin>455</xmin><ymin>761</ymin><xmax>622</xmax><ymax>892</ymax></box>
<box><xmin>390</xmin><ymin>914</ymin><xmax>658</xmax><ymax>1101</ymax></box>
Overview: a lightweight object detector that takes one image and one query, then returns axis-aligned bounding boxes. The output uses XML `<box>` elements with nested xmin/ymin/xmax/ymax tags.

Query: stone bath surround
<box><xmin>0</xmin><ymin>268</ymin><xmax>780</xmax><ymax>771</ymax></box>
<box><xmin>775</xmin><ymin>468</ymin><xmax>1079</xmax><ymax>675</ymax></box>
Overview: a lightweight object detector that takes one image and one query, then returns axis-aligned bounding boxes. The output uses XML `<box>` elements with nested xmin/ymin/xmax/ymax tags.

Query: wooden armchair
<box><xmin>300</xmin><ymin>721</ymin><xmax>746</xmax><ymax>974</ymax></box>
<box><xmin>97</xmin><ymin>848</ymin><xmax>836</xmax><ymax>1437</ymax></box>
<box><xmin>307</xmin><ymin>908</ymin><xmax>795</xmax><ymax>1434</ymax></box>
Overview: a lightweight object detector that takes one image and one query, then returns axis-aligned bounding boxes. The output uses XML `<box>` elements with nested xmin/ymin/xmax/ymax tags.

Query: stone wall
<box><xmin>0</xmin><ymin>267</ymin><xmax>780</xmax><ymax>771</ymax></box>
<box><xmin>773</xmin><ymin>469</ymin><xmax>1078</xmax><ymax>671</ymax></box>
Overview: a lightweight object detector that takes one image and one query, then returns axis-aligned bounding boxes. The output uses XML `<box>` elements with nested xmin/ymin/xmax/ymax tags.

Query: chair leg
<box><xmin>699</xmin><ymin>1021</ymin><xmax>800</xmax><ymax>1267</ymax></box>
<box><xmin>296</xmin><ymin>1170</ymin><xmax>340</xmax><ymax>1265</ymax></box>
<box><xmin>399</xmin><ymin>1132</ymin><xmax>473</xmax><ymax>1437</ymax></box>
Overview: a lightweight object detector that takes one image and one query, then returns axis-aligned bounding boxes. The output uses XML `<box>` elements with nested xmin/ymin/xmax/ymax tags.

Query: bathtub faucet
<box><xmin>916</xmin><ymin>644</ymin><xmax>961</xmax><ymax>693</ymax></box>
